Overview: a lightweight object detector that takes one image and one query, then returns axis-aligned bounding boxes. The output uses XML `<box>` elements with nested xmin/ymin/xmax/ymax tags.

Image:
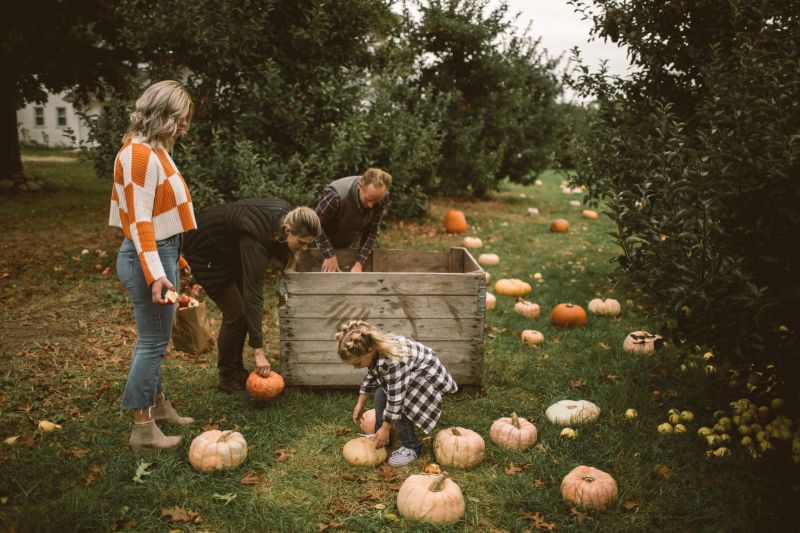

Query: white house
<box><xmin>16</xmin><ymin>91</ymin><xmax>102</xmax><ymax>148</ymax></box>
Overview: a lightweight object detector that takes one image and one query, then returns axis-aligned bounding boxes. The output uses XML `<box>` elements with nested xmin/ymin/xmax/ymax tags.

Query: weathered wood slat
<box><xmin>282</xmin><ymin>272</ymin><xmax>483</xmax><ymax>295</ymax></box>
<box><xmin>461</xmin><ymin>247</ymin><xmax>483</xmax><ymax>273</ymax></box>
<box><xmin>280</xmin><ymin>317</ymin><xmax>483</xmax><ymax>341</ymax></box>
<box><xmin>278</xmin><ymin>339</ymin><xmax>484</xmax><ymax>365</ymax></box>
<box><xmin>279</xmin><ymin>294</ymin><xmax>481</xmax><ymax>319</ymax></box>
<box><xmin>373</xmin><ymin>249</ymin><xmax>451</xmax><ymax>273</ymax></box>
<box><xmin>280</xmin><ymin>362</ymin><xmax>482</xmax><ymax>387</ymax></box>
<box><xmin>295</xmin><ymin>248</ymin><xmax>369</xmax><ymax>273</ymax></box>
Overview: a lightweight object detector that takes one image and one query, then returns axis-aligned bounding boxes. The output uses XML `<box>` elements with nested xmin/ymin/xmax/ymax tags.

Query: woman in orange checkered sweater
<box><xmin>109</xmin><ymin>80</ymin><xmax>197</xmax><ymax>454</ymax></box>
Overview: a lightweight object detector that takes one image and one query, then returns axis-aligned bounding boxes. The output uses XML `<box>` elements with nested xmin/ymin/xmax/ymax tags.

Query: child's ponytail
<box><xmin>336</xmin><ymin>320</ymin><xmax>405</xmax><ymax>361</ymax></box>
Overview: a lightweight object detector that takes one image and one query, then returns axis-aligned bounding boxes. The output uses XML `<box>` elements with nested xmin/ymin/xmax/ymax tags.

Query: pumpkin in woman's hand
<box><xmin>396</xmin><ymin>474</ymin><xmax>465</xmax><ymax>525</ymax></box>
<box><xmin>490</xmin><ymin>412</ymin><xmax>538</xmax><ymax>450</ymax></box>
<box><xmin>343</xmin><ymin>437</ymin><xmax>387</xmax><ymax>466</ymax></box>
<box><xmin>478</xmin><ymin>253</ymin><xmax>500</xmax><ymax>266</ymax></box>
<box><xmin>495</xmin><ymin>278</ymin><xmax>532</xmax><ymax>297</ymax></box>
<box><xmin>551</xmin><ymin>303</ymin><xmax>588</xmax><ymax>328</ymax></box>
<box><xmin>588</xmin><ymin>298</ymin><xmax>621</xmax><ymax>316</ymax></box>
<box><xmin>434</xmin><ymin>427</ymin><xmax>485</xmax><ymax>469</ymax></box>
<box><xmin>546</xmin><ymin>400</ymin><xmax>601</xmax><ymax>425</ymax></box>
<box><xmin>246</xmin><ymin>371</ymin><xmax>285</xmax><ymax>402</ymax></box>
<box><xmin>189</xmin><ymin>430</ymin><xmax>248</xmax><ymax>473</ymax></box>
<box><xmin>561</xmin><ymin>465</ymin><xmax>618</xmax><ymax>511</ymax></box>
<box><xmin>462</xmin><ymin>236</ymin><xmax>482</xmax><ymax>248</ymax></box>
<box><xmin>514</xmin><ymin>300</ymin><xmax>541</xmax><ymax>318</ymax></box>
<box><xmin>622</xmin><ymin>331</ymin><xmax>664</xmax><ymax>354</ymax></box>
<box><xmin>521</xmin><ymin>329</ymin><xmax>545</xmax><ymax>347</ymax></box>
<box><xmin>485</xmin><ymin>292</ymin><xmax>496</xmax><ymax>310</ymax></box>
<box><xmin>550</xmin><ymin>218</ymin><xmax>570</xmax><ymax>233</ymax></box>
<box><xmin>444</xmin><ymin>210</ymin><xmax>468</xmax><ymax>234</ymax></box>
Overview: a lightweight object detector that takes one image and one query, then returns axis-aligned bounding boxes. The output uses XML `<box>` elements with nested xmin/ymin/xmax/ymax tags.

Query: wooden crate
<box><xmin>278</xmin><ymin>247</ymin><xmax>486</xmax><ymax>392</ymax></box>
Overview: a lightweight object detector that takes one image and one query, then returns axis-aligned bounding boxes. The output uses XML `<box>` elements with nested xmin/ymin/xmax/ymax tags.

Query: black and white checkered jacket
<box><xmin>359</xmin><ymin>335</ymin><xmax>458</xmax><ymax>434</ymax></box>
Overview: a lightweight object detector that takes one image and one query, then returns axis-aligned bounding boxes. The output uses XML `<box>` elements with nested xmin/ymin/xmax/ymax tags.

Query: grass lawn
<box><xmin>0</xmin><ymin>151</ymin><xmax>798</xmax><ymax>532</ymax></box>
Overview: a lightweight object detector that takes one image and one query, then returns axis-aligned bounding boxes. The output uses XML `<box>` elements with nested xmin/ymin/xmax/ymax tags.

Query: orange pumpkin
<box><xmin>245</xmin><ymin>371</ymin><xmax>285</xmax><ymax>402</ymax></box>
<box><xmin>551</xmin><ymin>303</ymin><xmax>588</xmax><ymax>328</ymax></box>
<box><xmin>444</xmin><ymin>210</ymin><xmax>468</xmax><ymax>234</ymax></box>
<box><xmin>582</xmin><ymin>209</ymin><xmax>599</xmax><ymax>220</ymax></box>
<box><xmin>561</xmin><ymin>466</ymin><xmax>618</xmax><ymax>511</ymax></box>
<box><xmin>514</xmin><ymin>300</ymin><xmax>540</xmax><ymax>318</ymax></box>
<box><xmin>550</xmin><ymin>218</ymin><xmax>570</xmax><ymax>233</ymax></box>
<box><xmin>494</xmin><ymin>278</ymin><xmax>532</xmax><ymax>297</ymax></box>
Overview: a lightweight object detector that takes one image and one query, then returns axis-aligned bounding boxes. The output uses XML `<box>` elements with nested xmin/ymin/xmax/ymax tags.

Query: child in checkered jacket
<box><xmin>336</xmin><ymin>319</ymin><xmax>458</xmax><ymax>467</ymax></box>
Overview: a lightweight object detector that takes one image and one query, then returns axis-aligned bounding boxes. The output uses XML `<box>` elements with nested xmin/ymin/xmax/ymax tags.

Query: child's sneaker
<box><xmin>388</xmin><ymin>446</ymin><xmax>418</xmax><ymax>467</ymax></box>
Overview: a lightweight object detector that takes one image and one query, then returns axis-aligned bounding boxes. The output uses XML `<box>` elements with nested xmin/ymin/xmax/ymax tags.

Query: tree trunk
<box><xmin>1</xmin><ymin>80</ymin><xmax>25</xmax><ymax>184</ymax></box>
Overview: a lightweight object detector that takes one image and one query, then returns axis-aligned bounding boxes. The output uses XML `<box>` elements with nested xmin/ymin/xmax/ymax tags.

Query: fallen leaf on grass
<box><xmin>318</xmin><ymin>520</ymin><xmax>344</xmax><ymax>531</ymax></box>
<box><xmin>338</xmin><ymin>471</ymin><xmax>363</xmax><ymax>482</ymax></box>
<box><xmin>84</xmin><ymin>467</ymin><xmax>103</xmax><ymax>486</ymax></box>
<box><xmin>334</xmin><ymin>427</ymin><xmax>351</xmax><ymax>436</ymax></box>
<box><xmin>4</xmin><ymin>436</ymin><xmax>19</xmax><ymax>445</ymax></box>
<box><xmin>276</xmin><ymin>448</ymin><xmax>293</xmax><ymax>462</ymax></box>
<box><xmin>623</xmin><ymin>499</ymin><xmax>640</xmax><ymax>512</ymax></box>
<box><xmin>240</xmin><ymin>472</ymin><xmax>266</xmax><ymax>485</ymax></box>
<box><xmin>384</xmin><ymin>512</ymin><xmax>398</xmax><ymax>521</ymax></box>
<box><xmin>569</xmin><ymin>379</ymin><xmax>587</xmax><ymax>390</ymax></box>
<box><xmin>598</xmin><ymin>342</ymin><xmax>610</xmax><ymax>350</ymax></box>
<box><xmin>569</xmin><ymin>507</ymin><xmax>594</xmax><ymax>523</ymax></box>
<box><xmin>360</xmin><ymin>489</ymin><xmax>387</xmax><ymax>501</ymax></box>
<box><xmin>532</xmin><ymin>479</ymin><xmax>548</xmax><ymax>488</ymax></box>
<box><xmin>212</xmin><ymin>493</ymin><xmax>237</xmax><ymax>505</ymax></box>
<box><xmin>328</xmin><ymin>500</ymin><xmax>347</xmax><ymax>516</ymax></box>
<box><xmin>132</xmin><ymin>461</ymin><xmax>153</xmax><ymax>483</ymax></box>
<box><xmin>377</xmin><ymin>464</ymin><xmax>398</xmax><ymax>483</ymax></box>
<box><xmin>61</xmin><ymin>447</ymin><xmax>89</xmax><ymax>458</ymax></box>
<box><xmin>109</xmin><ymin>517</ymin><xmax>138</xmax><ymax>531</ymax></box>
<box><xmin>519</xmin><ymin>511</ymin><xmax>557</xmax><ymax>530</ymax></box>
<box><xmin>160</xmin><ymin>506</ymin><xmax>202</xmax><ymax>524</ymax></box>
<box><xmin>505</xmin><ymin>462</ymin><xmax>531</xmax><ymax>475</ymax></box>
<box><xmin>422</xmin><ymin>462</ymin><xmax>442</xmax><ymax>474</ymax></box>
<box><xmin>653</xmin><ymin>464</ymin><xmax>672</xmax><ymax>478</ymax></box>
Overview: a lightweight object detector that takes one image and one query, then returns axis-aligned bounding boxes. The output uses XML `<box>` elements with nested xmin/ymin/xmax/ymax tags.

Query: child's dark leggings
<box><xmin>374</xmin><ymin>388</ymin><xmax>422</xmax><ymax>455</ymax></box>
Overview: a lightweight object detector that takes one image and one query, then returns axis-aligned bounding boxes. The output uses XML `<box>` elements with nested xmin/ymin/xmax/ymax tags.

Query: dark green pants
<box><xmin>211</xmin><ymin>282</ymin><xmax>250</xmax><ymax>386</ymax></box>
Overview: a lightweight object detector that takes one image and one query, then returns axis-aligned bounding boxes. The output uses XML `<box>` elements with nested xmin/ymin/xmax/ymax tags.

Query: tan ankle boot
<box><xmin>130</xmin><ymin>420</ymin><xmax>181</xmax><ymax>454</ymax></box>
<box><xmin>153</xmin><ymin>399</ymin><xmax>195</xmax><ymax>425</ymax></box>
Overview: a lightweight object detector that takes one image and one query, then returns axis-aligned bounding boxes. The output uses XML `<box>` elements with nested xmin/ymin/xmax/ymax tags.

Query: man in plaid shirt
<box><xmin>314</xmin><ymin>168</ymin><xmax>391</xmax><ymax>272</ymax></box>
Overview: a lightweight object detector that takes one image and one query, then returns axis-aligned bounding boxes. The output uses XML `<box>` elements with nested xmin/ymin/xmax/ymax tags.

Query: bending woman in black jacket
<box><xmin>182</xmin><ymin>199</ymin><xmax>320</xmax><ymax>394</ymax></box>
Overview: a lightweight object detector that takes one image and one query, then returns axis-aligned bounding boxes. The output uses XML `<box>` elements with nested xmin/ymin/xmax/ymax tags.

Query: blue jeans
<box><xmin>116</xmin><ymin>235</ymin><xmax>181</xmax><ymax>409</ymax></box>
<box><xmin>373</xmin><ymin>388</ymin><xmax>422</xmax><ymax>454</ymax></box>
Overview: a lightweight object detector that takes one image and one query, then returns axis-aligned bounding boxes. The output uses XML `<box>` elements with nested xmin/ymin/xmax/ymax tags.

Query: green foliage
<box><xmin>566</xmin><ymin>0</ymin><xmax>800</xmax><ymax>377</ymax></box>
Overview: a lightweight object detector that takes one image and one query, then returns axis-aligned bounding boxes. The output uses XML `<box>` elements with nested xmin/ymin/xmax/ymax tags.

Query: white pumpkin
<box><xmin>462</xmin><ymin>236</ymin><xmax>483</xmax><ymax>249</ymax></box>
<box><xmin>587</xmin><ymin>298</ymin><xmax>621</xmax><ymax>316</ymax></box>
<box><xmin>514</xmin><ymin>300</ymin><xmax>541</xmax><ymax>318</ymax></box>
<box><xmin>545</xmin><ymin>400</ymin><xmax>600</xmax><ymax>425</ymax></box>
<box><xmin>485</xmin><ymin>292</ymin><xmax>496</xmax><ymax>310</ymax></box>
<box><xmin>478</xmin><ymin>253</ymin><xmax>500</xmax><ymax>266</ymax></box>
<box><xmin>189</xmin><ymin>430</ymin><xmax>248</xmax><ymax>473</ymax></box>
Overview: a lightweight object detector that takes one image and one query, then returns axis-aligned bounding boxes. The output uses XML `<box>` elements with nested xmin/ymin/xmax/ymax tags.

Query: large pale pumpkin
<box><xmin>246</xmin><ymin>371</ymin><xmax>285</xmax><ymax>402</ymax></box>
<box><xmin>490</xmin><ymin>412</ymin><xmax>538</xmax><ymax>450</ymax></box>
<box><xmin>514</xmin><ymin>299</ymin><xmax>541</xmax><ymax>318</ymax></box>
<box><xmin>189</xmin><ymin>430</ymin><xmax>248</xmax><ymax>473</ymax></box>
<box><xmin>546</xmin><ymin>400</ymin><xmax>601</xmax><ymax>425</ymax></box>
<box><xmin>444</xmin><ymin>210</ymin><xmax>468</xmax><ymax>234</ymax></box>
<box><xmin>342</xmin><ymin>437</ymin><xmax>387</xmax><ymax>466</ymax></box>
<box><xmin>561</xmin><ymin>466</ymin><xmax>618</xmax><ymax>511</ymax></box>
<box><xmin>478</xmin><ymin>253</ymin><xmax>500</xmax><ymax>266</ymax></box>
<box><xmin>551</xmin><ymin>303</ymin><xmax>588</xmax><ymax>328</ymax></box>
<box><xmin>434</xmin><ymin>427</ymin><xmax>485</xmax><ymax>469</ymax></box>
<box><xmin>462</xmin><ymin>236</ymin><xmax>483</xmax><ymax>249</ymax></box>
<box><xmin>623</xmin><ymin>331</ymin><xmax>664</xmax><ymax>354</ymax></box>
<box><xmin>588</xmin><ymin>298</ymin><xmax>621</xmax><ymax>316</ymax></box>
<box><xmin>494</xmin><ymin>279</ymin><xmax>532</xmax><ymax>297</ymax></box>
<box><xmin>359</xmin><ymin>409</ymin><xmax>399</xmax><ymax>440</ymax></box>
<box><xmin>521</xmin><ymin>329</ymin><xmax>545</xmax><ymax>347</ymax></box>
<box><xmin>396</xmin><ymin>474</ymin><xmax>465</xmax><ymax>525</ymax></box>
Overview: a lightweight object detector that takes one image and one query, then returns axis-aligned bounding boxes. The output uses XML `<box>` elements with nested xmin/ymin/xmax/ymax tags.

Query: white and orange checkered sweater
<box><xmin>109</xmin><ymin>140</ymin><xmax>197</xmax><ymax>285</ymax></box>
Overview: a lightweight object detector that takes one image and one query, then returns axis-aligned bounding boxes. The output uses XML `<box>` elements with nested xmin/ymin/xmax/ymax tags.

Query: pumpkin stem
<box><xmin>581</xmin><ymin>475</ymin><xmax>596</xmax><ymax>483</ymax></box>
<box><xmin>451</xmin><ymin>427</ymin><xmax>462</xmax><ymax>437</ymax></box>
<box><xmin>511</xmin><ymin>412</ymin><xmax>520</xmax><ymax>428</ymax></box>
<box><xmin>428</xmin><ymin>473</ymin><xmax>447</xmax><ymax>492</ymax></box>
<box><xmin>218</xmin><ymin>430</ymin><xmax>234</xmax><ymax>442</ymax></box>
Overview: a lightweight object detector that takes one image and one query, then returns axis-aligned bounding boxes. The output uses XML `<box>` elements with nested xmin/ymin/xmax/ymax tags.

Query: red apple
<box><xmin>164</xmin><ymin>289</ymin><xmax>179</xmax><ymax>304</ymax></box>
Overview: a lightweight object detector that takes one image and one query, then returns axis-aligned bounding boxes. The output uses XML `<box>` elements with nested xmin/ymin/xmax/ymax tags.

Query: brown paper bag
<box><xmin>172</xmin><ymin>300</ymin><xmax>215</xmax><ymax>354</ymax></box>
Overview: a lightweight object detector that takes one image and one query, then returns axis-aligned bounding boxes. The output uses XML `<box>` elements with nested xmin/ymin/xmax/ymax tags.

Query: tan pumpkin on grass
<box><xmin>484</xmin><ymin>271</ymin><xmax>491</xmax><ymax>284</ymax></box>
<box><xmin>514</xmin><ymin>299</ymin><xmax>541</xmax><ymax>319</ymax></box>
<box><xmin>550</xmin><ymin>218</ymin><xmax>570</xmax><ymax>233</ymax></box>
<box><xmin>490</xmin><ymin>412</ymin><xmax>538</xmax><ymax>450</ymax></box>
<box><xmin>546</xmin><ymin>400</ymin><xmax>601</xmax><ymax>425</ymax></box>
<box><xmin>434</xmin><ymin>427</ymin><xmax>485</xmax><ymax>469</ymax></box>
<box><xmin>623</xmin><ymin>331</ymin><xmax>664</xmax><ymax>354</ymax></box>
<box><xmin>521</xmin><ymin>330</ymin><xmax>545</xmax><ymax>347</ymax></box>
<box><xmin>478</xmin><ymin>253</ymin><xmax>500</xmax><ymax>266</ymax></box>
<box><xmin>189</xmin><ymin>430</ymin><xmax>248</xmax><ymax>473</ymax></box>
<box><xmin>495</xmin><ymin>279</ymin><xmax>532</xmax><ymax>297</ymax></box>
<box><xmin>359</xmin><ymin>409</ymin><xmax>399</xmax><ymax>440</ymax></box>
<box><xmin>581</xmin><ymin>209</ymin><xmax>599</xmax><ymax>220</ymax></box>
<box><xmin>485</xmin><ymin>292</ymin><xmax>496</xmax><ymax>310</ymax></box>
<box><xmin>462</xmin><ymin>236</ymin><xmax>483</xmax><ymax>249</ymax></box>
<box><xmin>561</xmin><ymin>465</ymin><xmax>618</xmax><ymax>511</ymax></box>
<box><xmin>587</xmin><ymin>298</ymin><xmax>621</xmax><ymax>316</ymax></box>
<box><xmin>396</xmin><ymin>474</ymin><xmax>465</xmax><ymax>525</ymax></box>
<box><xmin>342</xmin><ymin>437</ymin><xmax>387</xmax><ymax>466</ymax></box>
<box><xmin>246</xmin><ymin>371</ymin><xmax>285</xmax><ymax>401</ymax></box>
<box><xmin>551</xmin><ymin>303</ymin><xmax>588</xmax><ymax>328</ymax></box>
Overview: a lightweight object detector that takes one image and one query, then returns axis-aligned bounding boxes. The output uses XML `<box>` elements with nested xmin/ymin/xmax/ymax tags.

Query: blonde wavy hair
<box><xmin>122</xmin><ymin>80</ymin><xmax>193</xmax><ymax>152</ymax></box>
<box><xmin>276</xmin><ymin>206</ymin><xmax>322</xmax><ymax>271</ymax></box>
<box><xmin>336</xmin><ymin>320</ymin><xmax>405</xmax><ymax>362</ymax></box>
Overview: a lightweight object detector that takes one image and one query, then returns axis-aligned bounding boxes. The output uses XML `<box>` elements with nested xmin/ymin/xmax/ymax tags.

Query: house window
<box><xmin>56</xmin><ymin>107</ymin><xmax>67</xmax><ymax>127</ymax></box>
<box><xmin>35</xmin><ymin>107</ymin><xmax>44</xmax><ymax>126</ymax></box>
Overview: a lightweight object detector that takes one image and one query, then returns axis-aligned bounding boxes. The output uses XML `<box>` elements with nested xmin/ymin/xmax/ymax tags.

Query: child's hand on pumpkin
<box><xmin>374</xmin><ymin>425</ymin><xmax>391</xmax><ymax>449</ymax></box>
<box><xmin>352</xmin><ymin>403</ymin><xmax>364</xmax><ymax>425</ymax></box>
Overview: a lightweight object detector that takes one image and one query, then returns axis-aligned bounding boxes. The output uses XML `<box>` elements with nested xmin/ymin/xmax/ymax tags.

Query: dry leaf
<box><xmin>240</xmin><ymin>472</ymin><xmax>266</xmax><ymax>485</ymax></box>
<box><xmin>318</xmin><ymin>520</ymin><xmax>344</xmax><ymax>531</ymax></box>
<box><xmin>338</xmin><ymin>471</ymin><xmax>363</xmax><ymax>482</ymax></box>
<box><xmin>360</xmin><ymin>488</ymin><xmax>388</xmax><ymax>501</ymax></box>
<box><xmin>84</xmin><ymin>467</ymin><xmax>103</xmax><ymax>486</ymax></box>
<box><xmin>377</xmin><ymin>464</ymin><xmax>398</xmax><ymax>483</ymax></box>
<box><xmin>160</xmin><ymin>506</ymin><xmax>202</xmax><ymax>524</ymax></box>
<box><xmin>520</xmin><ymin>511</ymin><xmax>558</xmax><ymax>531</ymax></box>
<box><xmin>132</xmin><ymin>461</ymin><xmax>152</xmax><ymax>483</ymax></box>
<box><xmin>334</xmin><ymin>427</ymin><xmax>351</xmax><ymax>436</ymax></box>
<box><xmin>422</xmin><ymin>462</ymin><xmax>442</xmax><ymax>474</ymax></box>
<box><xmin>328</xmin><ymin>500</ymin><xmax>347</xmax><ymax>516</ymax></box>
<box><xmin>623</xmin><ymin>499</ymin><xmax>640</xmax><ymax>512</ymax></box>
<box><xmin>505</xmin><ymin>462</ymin><xmax>530</xmax><ymax>475</ymax></box>
<box><xmin>532</xmin><ymin>479</ymin><xmax>548</xmax><ymax>488</ymax></box>
<box><xmin>598</xmin><ymin>342</ymin><xmax>610</xmax><ymax>350</ymax></box>
<box><xmin>569</xmin><ymin>379</ymin><xmax>587</xmax><ymax>390</ymax></box>
<box><xmin>276</xmin><ymin>448</ymin><xmax>293</xmax><ymax>462</ymax></box>
<box><xmin>61</xmin><ymin>447</ymin><xmax>89</xmax><ymax>458</ymax></box>
<box><xmin>569</xmin><ymin>507</ymin><xmax>594</xmax><ymax>523</ymax></box>
<box><xmin>653</xmin><ymin>464</ymin><xmax>672</xmax><ymax>478</ymax></box>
